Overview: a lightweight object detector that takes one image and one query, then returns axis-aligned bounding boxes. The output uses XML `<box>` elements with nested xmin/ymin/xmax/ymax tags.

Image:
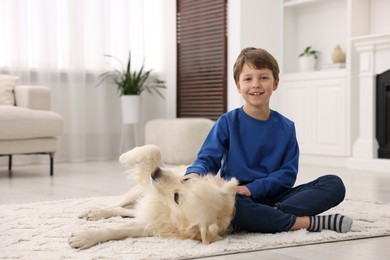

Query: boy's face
<box><xmin>236</xmin><ymin>63</ymin><xmax>278</xmax><ymax>111</ymax></box>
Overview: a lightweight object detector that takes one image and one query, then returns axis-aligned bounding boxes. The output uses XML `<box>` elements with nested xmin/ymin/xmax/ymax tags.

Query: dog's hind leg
<box><xmin>79</xmin><ymin>185</ymin><xmax>143</xmax><ymax>220</ymax></box>
<box><xmin>111</xmin><ymin>185</ymin><xmax>143</xmax><ymax>208</ymax></box>
<box><xmin>69</xmin><ymin>222</ymin><xmax>152</xmax><ymax>250</ymax></box>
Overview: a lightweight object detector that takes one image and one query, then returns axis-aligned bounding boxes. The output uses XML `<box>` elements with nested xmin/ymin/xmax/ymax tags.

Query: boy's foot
<box><xmin>308</xmin><ymin>213</ymin><xmax>352</xmax><ymax>233</ymax></box>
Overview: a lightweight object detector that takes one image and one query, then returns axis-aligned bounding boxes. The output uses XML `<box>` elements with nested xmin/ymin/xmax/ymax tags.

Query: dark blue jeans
<box><xmin>230</xmin><ymin>174</ymin><xmax>346</xmax><ymax>233</ymax></box>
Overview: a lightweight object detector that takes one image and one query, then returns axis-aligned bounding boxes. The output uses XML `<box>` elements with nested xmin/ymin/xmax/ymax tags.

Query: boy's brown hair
<box><xmin>233</xmin><ymin>47</ymin><xmax>280</xmax><ymax>84</ymax></box>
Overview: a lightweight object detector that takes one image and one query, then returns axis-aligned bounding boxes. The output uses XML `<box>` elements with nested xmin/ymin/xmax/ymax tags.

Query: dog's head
<box><xmin>150</xmin><ymin>167</ymin><xmax>238</xmax><ymax>244</ymax></box>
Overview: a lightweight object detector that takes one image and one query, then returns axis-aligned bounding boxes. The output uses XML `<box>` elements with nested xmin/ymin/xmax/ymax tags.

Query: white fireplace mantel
<box><xmin>348</xmin><ymin>34</ymin><xmax>390</xmax><ymax>172</ymax></box>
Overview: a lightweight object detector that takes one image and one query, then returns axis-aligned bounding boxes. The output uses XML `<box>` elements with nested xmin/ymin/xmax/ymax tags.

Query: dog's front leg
<box><xmin>79</xmin><ymin>207</ymin><xmax>136</xmax><ymax>220</ymax></box>
<box><xmin>69</xmin><ymin>222</ymin><xmax>151</xmax><ymax>250</ymax></box>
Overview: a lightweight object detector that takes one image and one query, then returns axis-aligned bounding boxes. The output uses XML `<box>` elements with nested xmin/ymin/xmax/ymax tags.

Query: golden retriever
<box><xmin>68</xmin><ymin>144</ymin><xmax>238</xmax><ymax>249</ymax></box>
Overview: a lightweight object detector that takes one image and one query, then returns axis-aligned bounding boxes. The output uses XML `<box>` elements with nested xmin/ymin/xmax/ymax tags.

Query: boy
<box><xmin>185</xmin><ymin>47</ymin><xmax>352</xmax><ymax>234</ymax></box>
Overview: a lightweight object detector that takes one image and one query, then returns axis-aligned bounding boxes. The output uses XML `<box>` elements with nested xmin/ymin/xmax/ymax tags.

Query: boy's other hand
<box><xmin>237</xmin><ymin>186</ymin><xmax>251</xmax><ymax>197</ymax></box>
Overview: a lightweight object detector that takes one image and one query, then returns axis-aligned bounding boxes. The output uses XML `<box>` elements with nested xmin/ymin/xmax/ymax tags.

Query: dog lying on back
<box><xmin>69</xmin><ymin>144</ymin><xmax>238</xmax><ymax>249</ymax></box>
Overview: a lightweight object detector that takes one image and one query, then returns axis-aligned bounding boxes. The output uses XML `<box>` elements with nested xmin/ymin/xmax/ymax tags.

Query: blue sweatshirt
<box><xmin>185</xmin><ymin>107</ymin><xmax>299</xmax><ymax>199</ymax></box>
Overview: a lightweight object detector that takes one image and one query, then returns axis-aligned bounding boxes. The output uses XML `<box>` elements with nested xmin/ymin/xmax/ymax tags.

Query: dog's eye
<box><xmin>174</xmin><ymin>192</ymin><xmax>180</xmax><ymax>204</ymax></box>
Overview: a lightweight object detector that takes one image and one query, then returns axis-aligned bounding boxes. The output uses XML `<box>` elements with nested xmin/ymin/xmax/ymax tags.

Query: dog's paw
<box><xmin>119</xmin><ymin>144</ymin><xmax>161</xmax><ymax>167</ymax></box>
<box><xmin>68</xmin><ymin>230</ymin><xmax>101</xmax><ymax>250</ymax></box>
<box><xmin>79</xmin><ymin>209</ymin><xmax>109</xmax><ymax>221</ymax></box>
<box><xmin>119</xmin><ymin>151</ymin><xmax>134</xmax><ymax>167</ymax></box>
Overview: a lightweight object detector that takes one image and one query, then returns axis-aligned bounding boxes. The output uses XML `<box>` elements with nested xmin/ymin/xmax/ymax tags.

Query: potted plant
<box><xmin>96</xmin><ymin>51</ymin><xmax>166</xmax><ymax>124</ymax></box>
<box><xmin>298</xmin><ymin>46</ymin><xmax>319</xmax><ymax>72</ymax></box>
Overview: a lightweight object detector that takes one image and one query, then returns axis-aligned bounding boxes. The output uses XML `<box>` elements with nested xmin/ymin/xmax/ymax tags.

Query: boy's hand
<box><xmin>184</xmin><ymin>173</ymin><xmax>200</xmax><ymax>179</ymax></box>
<box><xmin>236</xmin><ymin>186</ymin><xmax>251</xmax><ymax>197</ymax></box>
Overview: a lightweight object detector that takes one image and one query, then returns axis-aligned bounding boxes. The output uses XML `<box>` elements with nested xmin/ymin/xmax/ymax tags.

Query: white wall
<box><xmin>156</xmin><ymin>0</ymin><xmax>177</xmax><ymax>119</ymax></box>
<box><xmin>228</xmin><ymin>0</ymin><xmax>283</xmax><ymax>111</ymax></box>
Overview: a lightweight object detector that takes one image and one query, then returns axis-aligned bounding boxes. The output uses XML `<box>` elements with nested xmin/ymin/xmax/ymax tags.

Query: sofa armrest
<box><xmin>14</xmin><ymin>85</ymin><xmax>51</xmax><ymax>110</ymax></box>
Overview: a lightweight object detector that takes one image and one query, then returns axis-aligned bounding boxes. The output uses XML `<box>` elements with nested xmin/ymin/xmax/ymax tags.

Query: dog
<box><xmin>68</xmin><ymin>144</ymin><xmax>238</xmax><ymax>249</ymax></box>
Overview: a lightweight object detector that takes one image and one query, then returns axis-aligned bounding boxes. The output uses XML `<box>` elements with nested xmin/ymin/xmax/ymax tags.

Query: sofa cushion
<box><xmin>0</xmin><ymin>138</ymin><xmax>58</xmax><ymax>154</ymax></box>
<box><xmin>0</xmin><ymin>75</ymin><xmax>18</xmax><ymax>105</ymax></box>
<box><xmin>0</xmin><ymin>106</ymin><xmax>63</xmax><ymax>140</ymax></box>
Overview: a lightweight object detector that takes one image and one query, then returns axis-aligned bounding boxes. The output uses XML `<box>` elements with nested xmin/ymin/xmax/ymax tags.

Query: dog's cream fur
<box><xmin>69</xmin><ymin>144</ymin><xmax>238</xmax><ymax>249</ymax></box>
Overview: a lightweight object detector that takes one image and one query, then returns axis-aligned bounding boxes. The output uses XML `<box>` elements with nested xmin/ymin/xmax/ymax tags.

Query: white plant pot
<box><xmin>120</xmin><ymin>95</ymin><xmax>140</xmax><ymax>124</ymax></box>
<box><xmin>299</xmin><ymin>56</ymin><xmax>316</xmax><ymax>72</ymax></box>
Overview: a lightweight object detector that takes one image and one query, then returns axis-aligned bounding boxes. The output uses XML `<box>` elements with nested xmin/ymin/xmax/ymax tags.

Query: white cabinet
<box><xmin>278</xmin><ymin>71</ymin><xmax>347</xmax><ymax>156</ymax></box>
<box><xmin>276</xmin><ymin>0</ymin><xmax>390</xmax><ymax>159</ymax></box>
<box><xmin>278</xmin><ymin>0</ymin><xmax>351</xmax><ymax>157</ymax></box>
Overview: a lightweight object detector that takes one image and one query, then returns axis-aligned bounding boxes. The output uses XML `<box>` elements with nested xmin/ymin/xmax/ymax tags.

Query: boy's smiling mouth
<box><xmin>249</xmin><ymin>92</ymin><xmax>263</xmax><ymax>96</ymax></box>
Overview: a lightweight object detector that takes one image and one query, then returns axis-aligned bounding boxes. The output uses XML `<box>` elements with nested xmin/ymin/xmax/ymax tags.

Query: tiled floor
<box><xmin>1</xmin><ymin>160</ymin><xmax>389</xmax><ymax>259</ymax></box>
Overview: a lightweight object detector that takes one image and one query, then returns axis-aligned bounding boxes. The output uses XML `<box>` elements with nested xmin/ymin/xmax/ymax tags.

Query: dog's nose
<box><xmin>151</xmin><ymin>167</ymin><xmax>161</xmax><ymax>180</ymax></box>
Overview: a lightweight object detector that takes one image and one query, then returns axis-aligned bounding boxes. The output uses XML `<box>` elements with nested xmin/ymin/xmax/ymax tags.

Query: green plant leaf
<box><xmin>299</xmin><ymin>46</ymin><xmax>319</xmax><ymax>59</ymax></box>
<box><xmin>96</xmin><ymin>51</ymin><xmax>167</xmax><ymax>98</ymax></box>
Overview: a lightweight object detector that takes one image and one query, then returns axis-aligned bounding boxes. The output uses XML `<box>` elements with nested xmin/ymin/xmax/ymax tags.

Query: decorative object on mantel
<box><xmin>331</xmin><ymin>45</ymin><xmax>346</xmax><ymax>64</ymax></box>
<box><xmin>96</xmin><ymin>51</ymin><xmax>166</xmax><ymax>124</ymax></box>
<box><xmin>298</xmin><ymin>46</ymin><xmax>319</xmax><ymax>72</ymax></box>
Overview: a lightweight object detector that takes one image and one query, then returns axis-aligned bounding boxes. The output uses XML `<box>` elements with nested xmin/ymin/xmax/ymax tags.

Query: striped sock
<box><xmin>227</xmin><ymin>224</ymin><xmax>242</xmax><ymax>234</ymax></box>
<box><xmin>308</xmin><ymin>214</ymin><xmax>352</xmax><ymax>233</ymax></box>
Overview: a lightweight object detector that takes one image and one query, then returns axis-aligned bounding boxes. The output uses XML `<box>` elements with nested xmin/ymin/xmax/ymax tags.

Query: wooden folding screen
<box><xmin>176</xmin><ymin>0</ymin><xmax>227</xmax><ymax>120</ymax></box>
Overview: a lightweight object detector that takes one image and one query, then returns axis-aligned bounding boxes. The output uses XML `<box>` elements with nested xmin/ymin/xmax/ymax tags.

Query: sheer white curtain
<box><xmin>0</xmin><ymin>0</ymin><xmax>166</xmax><ymax>163</ymax></box>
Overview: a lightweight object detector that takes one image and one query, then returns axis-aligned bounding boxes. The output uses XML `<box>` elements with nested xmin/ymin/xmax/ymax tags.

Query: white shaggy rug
<box><xmin>1</xmin><ymin>197</ymin><xmax>390</xmax><ymax>260</ymax></box>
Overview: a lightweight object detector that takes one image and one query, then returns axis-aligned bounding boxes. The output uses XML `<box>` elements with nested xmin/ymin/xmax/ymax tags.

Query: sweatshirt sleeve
<box><xmin>246</xmin><ymin>126</ymin><xmax>299</xmax><ymax>199</ymax></box>
<box><xmin>185</xmin><ymin>116</ymin><xmax>229</xmax><ymax>176</ymax></box>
